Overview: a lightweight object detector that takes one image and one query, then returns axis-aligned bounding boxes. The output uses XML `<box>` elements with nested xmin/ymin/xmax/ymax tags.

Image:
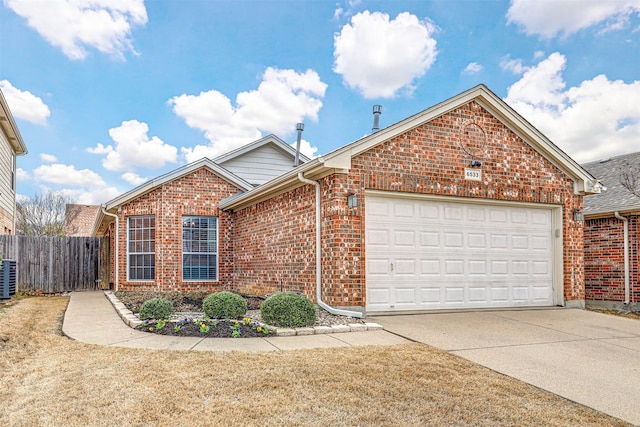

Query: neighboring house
<box><xmin>582</xmin><ymin>152</ymin><xmax>640</xmax><ymax>310</ymax></box>
<box><xmin>0</xmin><ymin>89</ymin><xmax>28</xmax><ymax>235</ymax></box>
<box><xmin>94</xmin><ymin>85</ymin><xmax>601</xmax><ymax>315</ymax></box>
<box><xmin>65</xmin><ymin>204</ymin><xmax>102</xmax><ymax>236</ymax></box>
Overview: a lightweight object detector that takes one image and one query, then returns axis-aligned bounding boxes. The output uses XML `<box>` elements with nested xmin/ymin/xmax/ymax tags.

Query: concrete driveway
<box><xmin>371</xmin><ymin>308</ymin><xmax>640</xmax><ymax>425</ymax></box>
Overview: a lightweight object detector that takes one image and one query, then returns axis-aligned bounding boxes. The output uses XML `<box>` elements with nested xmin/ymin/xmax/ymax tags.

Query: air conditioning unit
<box><xmin>0</xmin><ymin>260</ymin><xmax>17</xmax><ymax>299</ymax></box>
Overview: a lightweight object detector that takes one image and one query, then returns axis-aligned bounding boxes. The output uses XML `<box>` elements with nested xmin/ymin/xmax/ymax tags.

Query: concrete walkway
<box><xmin>62</xmin><ymin>291</ymin><xmax>410</xmax><ymax>352</ymax></box>
<box><xmin>371</xmin><ymin>309</ymin><xmax>640</xmax><ymax>426</ymax></box>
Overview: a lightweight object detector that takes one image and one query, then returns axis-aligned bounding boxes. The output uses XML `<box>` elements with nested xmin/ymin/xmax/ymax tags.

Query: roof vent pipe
<box><xmin>293</xmin><ymin>123</ymin><xmax>304</xmax><ymax>167</ymax></box>
<box><xmin>372</xmin><ymin>105</ymin><xmax>382</xmax><ymax>132</ymax></box>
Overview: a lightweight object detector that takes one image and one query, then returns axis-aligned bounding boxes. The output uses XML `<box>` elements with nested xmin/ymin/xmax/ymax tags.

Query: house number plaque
<box><xmin>464</xmin><ymin>168</ymin><xmax>481</xmax><ymax>181</ymax></box>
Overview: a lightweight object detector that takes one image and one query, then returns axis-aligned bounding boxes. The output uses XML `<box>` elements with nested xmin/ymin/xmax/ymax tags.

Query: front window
<box><xmin>127</xmin><ymin>216</ymin><xmax>155</xmax><ymax>281</ymax></box>
<box><xmin>182</xmin><ymin>216</ymin><xmax>218</xmax><ymax>281</ymax></box>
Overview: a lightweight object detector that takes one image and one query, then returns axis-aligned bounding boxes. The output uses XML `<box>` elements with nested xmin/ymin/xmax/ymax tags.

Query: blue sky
<box><xmin>1</xmin><ymin>0</ymin><xmax>639</xmax><ymax>204</ymax></box>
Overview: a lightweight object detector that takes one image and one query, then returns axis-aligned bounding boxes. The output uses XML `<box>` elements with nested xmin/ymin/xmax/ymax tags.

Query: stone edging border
<box><xmin>103</xmin><ymin>291</ymin><xmax>383</xmax><ymax>337</ymax></box>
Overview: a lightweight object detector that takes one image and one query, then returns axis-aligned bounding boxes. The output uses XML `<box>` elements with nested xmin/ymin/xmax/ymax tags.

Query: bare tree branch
<box><xmin>619</xmin><ymin>160</ymin><xmax>640</xmax><ymax>199</ymax></box>
<box><xmin>16</xmin><ymin>191</ymin><xmax>76</xmax><ymax>236</ymax></box>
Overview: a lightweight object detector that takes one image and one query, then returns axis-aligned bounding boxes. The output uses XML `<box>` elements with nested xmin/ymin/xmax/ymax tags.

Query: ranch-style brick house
<box><xmin>94</xmin><ymin>85</ymin><xmax>602</xmax><ymax>316</ymax></box>
<box><xmin>582</xmin><ymin>151</ymin><xmax>640</xmax><ymax>310</ymax></box>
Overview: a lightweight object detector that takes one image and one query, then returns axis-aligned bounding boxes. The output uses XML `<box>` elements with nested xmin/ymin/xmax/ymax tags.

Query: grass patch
<box><xmin>0</xmin><ymin>297</ymin><xmax>631</xmax><ymax>426</ymax></box>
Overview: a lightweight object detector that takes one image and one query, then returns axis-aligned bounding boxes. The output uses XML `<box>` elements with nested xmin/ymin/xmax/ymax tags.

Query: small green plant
<box><xmin>202</xmin><ymin>291</ymin><xmax>247</xmax><ymax>319</ymax></box>
<box><xmin>139</xmin><ymin>297</ymin><xmax>175</xmax><ymax>320</ymax></box>
<box><xmin>155</xmin><ymin>319</ymin><xmax>167</xmax><ymax>330</ymax></box>
<box><xmin>231</xmin><ymin>321</ymin><xmax>242</xmax><ymax>338</ymax></box>
<box><xmin>199</xmin><ymin>322</ymin><xmax>210</xmax><ymax>333</ymax></box>
<box><xmin>260</xmin><ymin>292</ymin><xmax>317</xmax><ymax>328</ymax></box>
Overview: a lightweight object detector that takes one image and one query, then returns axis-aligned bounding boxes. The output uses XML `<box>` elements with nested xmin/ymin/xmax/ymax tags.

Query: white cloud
<box><xmin>333</xmin><ymin>0</ymin><xmax>362</xmax><ymax>20</ymax></box>
<box><xmin>462</xmin><ymin>62</ymin><xmax>483</xmax><ymax>75</ymax></box>
<box><xmin>121</xmin><ymin>171</ymin><xmax>147</xmax><ymax>186</ymax></box>
<box><xmin>88</xmin><ymin>120</ymin><xmax>178</xmax><ymax>172</ymax></box>
<box><xmin>290</xmin><ymin>138</ymin><xmax>318</xmax><ymax>159</ymax></box>
<box><xmin>170</xmin><ymin>67</ymin><xmax>327</xmax><ymax>163</ymax></box>
<box><xmin>5</xmin><ymin>0</ymin><xmax>147</xmax><ymax>60</ymax></box>
<box><xmin>0</xmin><ymin>80</ymin><xmax>50</xmax><ymax>124</ymax></box>
<box><xmin>16</xmin><ymin>168</ymin><xmax>30</xmax><ymax>181</ymax></box>
<box><xmin>56</xmin><ymin>186</ymin><xmax>121</xmax><ymax>205</ymax></box>
<box><xmin>507</xmin><ymin>0</ymin><xmax>640</xmax><ymax>38</ymax></box>
<box><xmin>333</xmin><ymin>11</ymin><xmax>438</xmax><ymax>99</ymax></box>
<box><xmin>504</xmin><ymin>52</ymin><xmax>640</xmax><ymax>162</ymax></box>
<box><xmin>33</xmin><ymin>163</ymin><xmax>106</xmax><ymax>187</ymax></box>
<box><xmin>500</xmin><ymin>55</ymin><xmax>530</xmax><ymax>74</ymax></box>
<box><xmin>39</xmin><ymin>153</ymin><xmax>57</xmax><ymax>163</ymax></box>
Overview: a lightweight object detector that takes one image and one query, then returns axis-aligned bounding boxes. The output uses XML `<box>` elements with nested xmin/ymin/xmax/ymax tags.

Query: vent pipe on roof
<box><xmin>293</xmin><ymin>123</ymin><xmax>304</xmax><ymax>167</ymax></box>
<box><xmin>372</xmin><ymin>105</ymin><xmax>382</xmax><ymax>133</ymax></box>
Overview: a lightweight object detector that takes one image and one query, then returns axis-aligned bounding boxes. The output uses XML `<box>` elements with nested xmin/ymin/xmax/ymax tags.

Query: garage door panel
<box><xmin>367</xmin><ymin>288</ymin><xmax>391</xmax><ymax>307</ymax></box>
<box><xmin>367</xmin><ymin>229</ymin><xmax>390</xmax><ymax>246</ymax></box>
<box><xmin>394</xmin><ymin>230</ymin><xmax>416</xmax><ymax>246</ymax></box>
<box><xmin>420</xmin><ymin>232</ymin><xmax>440</xmax><ymax>247</ymax></box>
<box><xmin>395</xmin><ymin>259</ymin><xmax>416</xmax><ymax>275</ymax></box>
<box><xmin>420</xmin><ymin>259</ymin><xmax>441</xmax><ymax>275</ymax></box>
<box><xmin>367</xmin><ymin>258</ymin><xmax>390</xmax><ymax>276</ymax></box>
<box><xmin>366</xmin><ymin>195</ymin><xmax>555</xmax><ymax>312</ymax></box>
<box><xmin>395</xmin><ymin>287</ymin><xmax>417</xmax><ymax>305</ymax></box>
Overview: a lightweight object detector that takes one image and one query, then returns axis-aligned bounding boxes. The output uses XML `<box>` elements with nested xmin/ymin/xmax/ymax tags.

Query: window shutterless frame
<box><xmin>126</xmin><ymin>216</ymin><xmax>155</xmax><ymax>281</ymax></box>
<box><xmin>182</xmin><ymin>216</ymin><xmax>218</xmax><ymax>281</ymax></box>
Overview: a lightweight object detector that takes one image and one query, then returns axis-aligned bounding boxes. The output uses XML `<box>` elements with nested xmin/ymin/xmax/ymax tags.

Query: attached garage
<box><xmin>366</xmin><ymin>192</ymin><xmax>562</xmax><ymax>312</ymax></box>
<box><xmin>220</xmin><ymin>85</ymin><xmax>602</xmax><ymax>316</ymax></box>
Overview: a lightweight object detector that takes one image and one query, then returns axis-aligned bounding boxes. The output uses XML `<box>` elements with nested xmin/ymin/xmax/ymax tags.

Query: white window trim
<box><xmin>126</xmin><ymin>215</ymin><xmax>155</xmax><ymax>282</ymax></box>
<box><xmin>182</xmin><ymin>216</ymin><xmax>219</xmax><ymax>282</ymax></box>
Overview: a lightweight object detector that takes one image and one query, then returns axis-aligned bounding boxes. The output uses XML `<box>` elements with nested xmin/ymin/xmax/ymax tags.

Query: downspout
<box><xmin>297</xmin><ymin>172</ymin><xmax>364</xmax><ymax>318</ymax></box>
<box><xmin>614</xmin><ymin>212</ymin><xmax>630</xmax><ymax>305</ymax></box>
<box><xmin>102</xmin><ymin>209</ymin><xmax>119</xmax><ymax>292</ymax></box>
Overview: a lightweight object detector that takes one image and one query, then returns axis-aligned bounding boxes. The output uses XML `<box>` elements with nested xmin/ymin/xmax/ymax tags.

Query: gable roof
<box><xmin>214</xmin><ymin>134</ymin><xmax>311</xmax><ymax>186</ymax></box>
<box><xmin>213</xmin><ymin>134</ymin><xmax>310</xmax><ymax>165</ymax></box>
<box><xmin>582</xmin><ymin>151</ymin><xmax>640</xmax><ymax>217</ymax></box>
<box><xmin>220</xmin><ymin>84</ymin><xmax>601</xmax><ymax>211</ymax></box>
<box><xmin>104</xmin><ymin>157</ymin><xmax>253</xmax><ymax>211</ymax></box>
<box><xmin>0</xmin><ymin>89</ymin><xmax>28</xmax><ymax>155</ymax></box>
<box><xmin>65</xmin><ymin>204</ymin><xmax>101</xmax><ymax>236</ymax></box>
<box><xmin>92</xmin><ymin>158</ymin><xmax>253</xmax><ymax>236</ymax></box>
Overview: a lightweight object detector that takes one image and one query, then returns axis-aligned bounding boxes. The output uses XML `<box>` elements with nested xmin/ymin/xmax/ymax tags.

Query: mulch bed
<box><xmin>120</xmin><ymin>292</ymin><xmax>273</xmax><ymax>338</ymax></box>
<box><xmin>136</xmin><ymin>317</ymin><xmax>272</xmax><ymax>338</ymax></box>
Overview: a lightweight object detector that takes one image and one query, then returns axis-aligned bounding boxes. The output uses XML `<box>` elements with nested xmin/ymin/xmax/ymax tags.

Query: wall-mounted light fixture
<box><xmin>347</xmin><ymin>193</ymin><xmax>358</xmax><ymax>208</ymax></box>
<box><xmin>470</xmin><ymin>160</ymin><xmax>482</xmax><ymax>167</ymax></box>
<box><xmin>573</xmin><ymin>210</ymin><xmax>584</xmax><ymax>222</ymax></box>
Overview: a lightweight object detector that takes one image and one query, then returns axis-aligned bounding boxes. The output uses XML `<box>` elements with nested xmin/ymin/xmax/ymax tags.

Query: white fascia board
<box><xmin>0</xmin><ymin>89</ymin><xmax>27</xmax><ymax>155</ymax></box>
<box><xmin>104</xmin><ymin>158</ymin><xmax>253</xmax><ymax>211</ymax></box>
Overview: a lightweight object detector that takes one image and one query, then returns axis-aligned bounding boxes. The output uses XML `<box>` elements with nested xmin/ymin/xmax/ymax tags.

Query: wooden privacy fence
<box><xmin>0</xmin><ymin>235</ymin><xmax>109</xmax><ymax>293</ymax></box>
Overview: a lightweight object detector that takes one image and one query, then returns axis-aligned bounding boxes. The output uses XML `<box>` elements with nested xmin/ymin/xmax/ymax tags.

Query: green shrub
<box><xmin>139</xmin><ymin>297</ymin><xmax>175</xmax><ymax>320</ymax></box>
<box><xmin>202</xmin><ymin>291</ymin><xmax>247</xmax><ymax>319</ymax></box>
<box><xmin>260</xmin><ymin>292</ymin><xmax>317</xmax><ymax>328</ymax></box>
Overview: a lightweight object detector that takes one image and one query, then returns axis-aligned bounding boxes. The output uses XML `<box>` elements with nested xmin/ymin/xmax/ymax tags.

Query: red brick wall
<box><xmin>585</xmin><ymin>215</ymin><xmax>639</xmax><ymax>304</ymax></box>
<box><xmin>233</xmin><ymin>185</ymin><xmax>317</xmax><ymax>297</ymax></box>
<box><xmin>233</xmin><ymin>101</ymin><xmax>585</xmax><ymax>306</ymax></box>
<box><xmin>114</xmin><ymin>167</ymin><xmax>241</xmax><ymax>292</ymax></box>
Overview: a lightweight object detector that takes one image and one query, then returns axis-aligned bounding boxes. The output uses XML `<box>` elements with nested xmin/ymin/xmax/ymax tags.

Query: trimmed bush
<box><xmin>139</xmin><ymin>297</ymin><xmax>175</xmax><ymax>320</ymax></box>
<box><xmin>260</xmin><ymin>292</ymin><xmax>317</xmax><ymax>328</ymax></box>
<box><xmin>202</xmin><ymin>291</ymin><xmax>247</xmax><ymax>319</ymax></box>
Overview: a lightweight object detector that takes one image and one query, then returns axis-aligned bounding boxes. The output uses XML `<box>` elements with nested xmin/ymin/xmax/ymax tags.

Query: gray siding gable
<box><xmin>216</xmin><ymin>139</ymin><xmax>305</xmax><ymax>185</ymax></box>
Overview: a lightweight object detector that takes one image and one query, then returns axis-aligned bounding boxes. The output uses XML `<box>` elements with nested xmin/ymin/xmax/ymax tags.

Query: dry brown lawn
<box><xmin>0</xmin><ymin>297</ymin><xmax>631</xmax><ymax>427</ymax></box>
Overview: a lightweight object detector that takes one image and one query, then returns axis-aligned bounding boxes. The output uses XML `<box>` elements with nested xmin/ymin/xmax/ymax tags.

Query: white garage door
<box><xmin>365</xmin><ymin>195</ymin><xmax>555</xmax><ymax>312</ymax></box>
